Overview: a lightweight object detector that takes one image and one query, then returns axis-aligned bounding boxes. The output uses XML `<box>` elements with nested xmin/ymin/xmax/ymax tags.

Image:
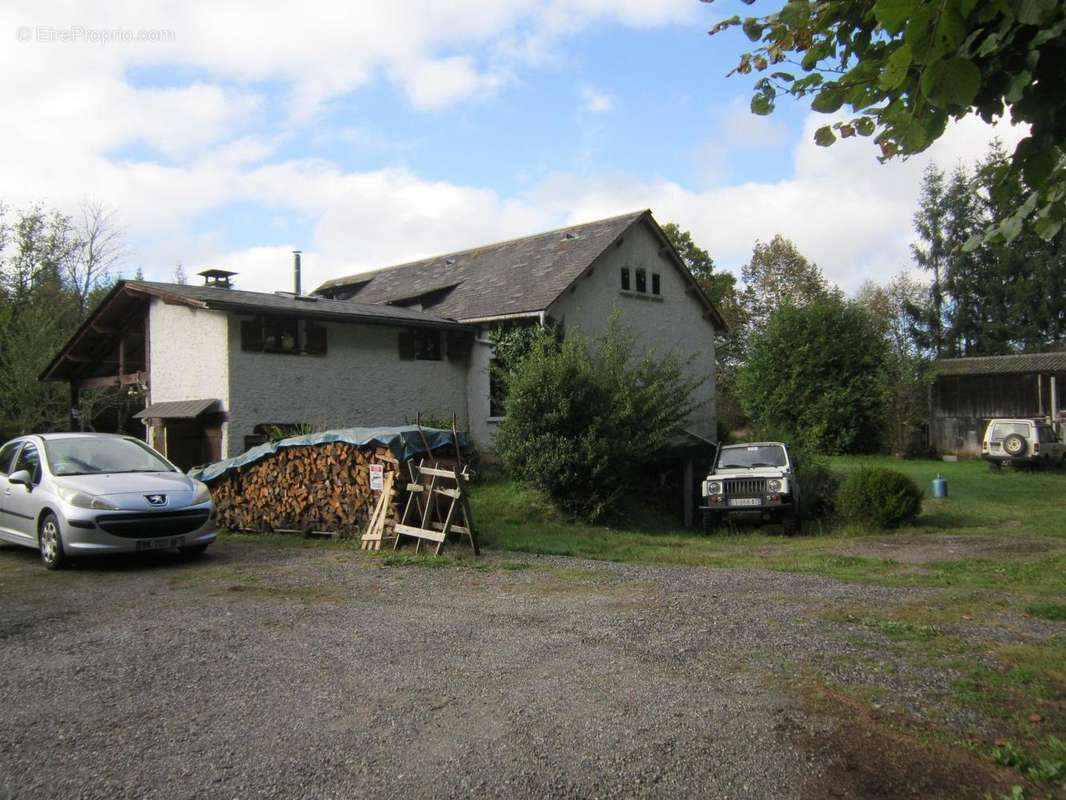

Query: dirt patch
<box><xmin>800</xmin><ymin>690</ymin><xmax>1027</xmax><ymax>800</ymax></box>
<box><xmin>839</xmin><ymin>534</ymin><xmax>1058</xmax><ymax>564</ymax></box>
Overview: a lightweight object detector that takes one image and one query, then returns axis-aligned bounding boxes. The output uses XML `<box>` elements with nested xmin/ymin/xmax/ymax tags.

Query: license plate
<box><xmin>136</xmin><ymin>536</ymin><xmax>184</xmax><ymax>551</ymax></box>
<box><xmin>728</xmin><ymin>498</ymin><xmax>761</xmax><ymax>507</ymax></box>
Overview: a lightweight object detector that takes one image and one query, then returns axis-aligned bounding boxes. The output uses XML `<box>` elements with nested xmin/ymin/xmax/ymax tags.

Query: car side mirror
<box><xmin>8</xmin><ymin>469</ymin><xmax>31</xmax><ymax>486</ymax></box>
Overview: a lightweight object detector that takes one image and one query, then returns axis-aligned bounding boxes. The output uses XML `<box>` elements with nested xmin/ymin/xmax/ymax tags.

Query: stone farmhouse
<box><xmin>42</xmin><ymin>210</ymin><xmax>726</xmax><ymax>470</ymax></box>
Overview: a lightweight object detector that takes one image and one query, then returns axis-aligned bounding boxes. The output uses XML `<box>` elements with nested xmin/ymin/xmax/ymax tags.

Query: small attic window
<box><xmin>652</xmin><ymin>273</ymin><xmax>661</xmax><ymax>296</ymax></box>
<box><xmin>445</xmin><ymin>257</ymin><xmax>457</xmax><ymax>266</ymax></box>
<box><xmin>563</xmin><ymin>232</ymin><xmax>580</xmax><ymax>240</ymax></box>
<box><xmin>620</xmin><ymin>268</ymin><xmax>631</xmax><ymax>291</ymax></box>
<box><xmin>635</xmin><ymin>268</ymin><xmax>647</xmax><ymax>293</ymax></box>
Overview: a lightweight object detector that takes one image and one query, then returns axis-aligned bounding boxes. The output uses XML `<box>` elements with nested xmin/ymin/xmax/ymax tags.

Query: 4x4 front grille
<box><xmin>724</xmin><ymin>478</ymin><xmax>767</xmax><ymax>497</ymax></box>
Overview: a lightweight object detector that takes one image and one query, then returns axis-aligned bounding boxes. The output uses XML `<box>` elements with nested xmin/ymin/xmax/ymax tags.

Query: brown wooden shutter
<box><xmin>241</xmin><ymin>318</ymin><xmax>263</xmax><ymax>352</ymax></box>
<box><xmin>398</xmin><ymin>329</ymin><xmax>416</xmax><ymax>360</ymax></box>
<box><xmin>304</xmin><ymin>321</ymin><xmax>327</xmax><ymax>355</ymax></box>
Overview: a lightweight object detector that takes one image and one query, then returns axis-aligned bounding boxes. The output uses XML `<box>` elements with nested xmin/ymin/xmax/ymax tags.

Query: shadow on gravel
<box><xmin>800</xmin><ymin>690</ymin><xmax>1029</xmax><ymax>800</ymax></box>
<box><xmin>0</xmin><ymin>542</ymin><xmax>232</xmax><ymax>575</ymax></box>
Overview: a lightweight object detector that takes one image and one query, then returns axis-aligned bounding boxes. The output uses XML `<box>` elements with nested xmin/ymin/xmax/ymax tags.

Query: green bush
<box><xmin>837</xmin><ymin>467</ymin><xmax>923</xmax><ymax>528</ymax></box>
<box><xmin>794</xmin><ymin>450</ymin><xmax>841</xmax><ymax>521</ymax></box>
<box><xmin>494</xmin><ymin>317</ymin><xmax>702</xmax><ymax>522</ymax></box>
<box><xmin>738</xmin><ymin>296</ymin><xmax>888</xmax><ymax>454</ymax></box>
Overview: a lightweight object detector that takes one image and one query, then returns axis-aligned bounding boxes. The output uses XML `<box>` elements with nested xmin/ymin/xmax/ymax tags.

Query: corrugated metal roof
<box><xmin>134</xmin><ymin>399</ymin><xmax>219</xmax><ymax>420</ymax></box>
<box><xmin>128</xmin><ymin>281</ymin><xmax>470</xmax><ymax>330</ymax></box>
<box><xmin>315</xmin><ymin>211</ymin><xmax>648</xmax><ymax>320</ymax></box>
<box><xmin>935</xmin><ymin>353</ymin><xmax>1066</xmax><ymax>376</ymax></box>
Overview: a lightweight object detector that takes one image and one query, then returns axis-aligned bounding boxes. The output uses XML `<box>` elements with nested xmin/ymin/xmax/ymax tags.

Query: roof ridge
<box><xmin>318</xmin><ymin>209</ymin><xmax>648</xmax><ymax>290</ymax></box>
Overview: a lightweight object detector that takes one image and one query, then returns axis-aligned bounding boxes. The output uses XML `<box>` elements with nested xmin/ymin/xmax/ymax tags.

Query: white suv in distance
<box><xmin>982</xmin><ymin>418</ymin><xmax>1066</xmax><ymax>468</ymax></box>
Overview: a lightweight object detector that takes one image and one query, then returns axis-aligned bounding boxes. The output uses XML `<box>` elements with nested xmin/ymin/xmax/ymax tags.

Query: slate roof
<box><xmin>126</xmin><ymin>281</ymin><xmax>470</xmax><ymax>330</ymax></box>
<box><xmin>316</xmin><ymin>211</ymin><xmax>655</xmax><ymax>321</ymax></box>
<box><xmin>935</xmin><ymin>352</ymin><xmax>1066</xmax><ymax>376</ymax></box>
<box><xmin>134</xmin><ymin>398</ymin><xmax>219</xmax><ymax>420</ymax></box>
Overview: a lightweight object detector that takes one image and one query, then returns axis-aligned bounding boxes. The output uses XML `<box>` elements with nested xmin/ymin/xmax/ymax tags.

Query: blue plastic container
<box><xmin>932</xmin><ymin>474</ymin><xmax>948</xmax><ymax>498</ymax></box>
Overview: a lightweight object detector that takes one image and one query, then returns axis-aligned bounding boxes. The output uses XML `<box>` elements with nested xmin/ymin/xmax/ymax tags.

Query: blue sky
<box><xmin>4</xmin><ymin>0</ymin><xmax>1020</xmax><ymax>294</ymax></box>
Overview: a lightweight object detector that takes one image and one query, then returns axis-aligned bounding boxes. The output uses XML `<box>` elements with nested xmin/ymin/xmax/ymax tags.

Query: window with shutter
<box><xmin>398</xmin><ymin>329</ymin><xmax>416</xmax><ymax>360</ymax></box>
<box><xmin>241</xmin><ymin>318</ymin><xmax>263</xmax><ymax>352</ymax></box>
<box><xmin>304</xmin><ymin>321</ymin><xmax>327</xmax><ymax>355</ymax></box>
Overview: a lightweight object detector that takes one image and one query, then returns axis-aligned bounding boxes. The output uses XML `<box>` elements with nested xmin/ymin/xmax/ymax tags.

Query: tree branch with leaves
<box><xmin>705</xmin><ymin>0</ymin><xmax>1066</xmax><ymax>244</ymax></box>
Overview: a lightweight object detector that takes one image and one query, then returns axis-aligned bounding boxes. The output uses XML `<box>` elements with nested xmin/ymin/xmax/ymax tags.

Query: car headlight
<box><xmin>706</xmin><ymin>481</ymin><xmax>723</xmax><ymax>496</ymax></box>
<box><xmin>191</xmin><ymin>481</ymin><xmax>213</xmax><ymax>505</ymax></box>
<box><xmin>57</xmin><ymin>486</ymin><xmax>118</xmax><ymax>511</ymax></box>
<box><xmin>767</xmin><ymin>479</ymin><xmax>783</xmax><ymax>492</ymax></box>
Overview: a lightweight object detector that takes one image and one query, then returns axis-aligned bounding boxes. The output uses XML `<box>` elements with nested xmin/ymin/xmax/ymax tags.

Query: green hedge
<box><xmin>838</xmin><ymin>467</ymin><xmax>923</xmax><ymax>529</ymax></box>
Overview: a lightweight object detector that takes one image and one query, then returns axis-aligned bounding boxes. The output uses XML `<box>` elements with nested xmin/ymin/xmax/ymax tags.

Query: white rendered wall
<box><xmin>147</xmin><ymin>299</ymin><xmax>230</xmax><ymax>452</ymax></box>
<box><xmin>225</xmin><ymin>318</ymin><xmax>469</xmax><ymax>457</ymax></box>
<box><xmin>547</xmin><ymin>222</ymin><xmax>718</xmax><ymax>441</ymax></box>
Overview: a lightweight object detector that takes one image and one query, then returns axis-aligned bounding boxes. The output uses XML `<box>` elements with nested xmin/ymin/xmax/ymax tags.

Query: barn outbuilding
<box><xmin>930</xmin><ymin>352</ymin><xmax>1066</xmax><ymax>456</ymax></box>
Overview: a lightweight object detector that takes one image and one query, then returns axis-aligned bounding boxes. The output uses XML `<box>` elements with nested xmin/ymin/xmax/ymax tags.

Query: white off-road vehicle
<box><xmin>982</xmin><ymin>418</ymin><xmax>1066</xmax><ymax>468</ymax></box>
<box><xmin>700</xmin><ymin>442</ymin><xmax>800</xmax><ymax>535</ymax></box>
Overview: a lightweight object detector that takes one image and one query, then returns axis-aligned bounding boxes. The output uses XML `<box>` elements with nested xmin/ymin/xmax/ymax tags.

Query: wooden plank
<box><xmin>417</xmin><ymin>466</ymin><xmax>460</xmax><ymax>479</ymax></box>
<box><xmin>394</xmin><ymin>523</ymin><xmax>446</xmax><ymax>543</ymax></box>
<box><xmin>430</xmin><ymin>522</ymin><xmax>471</xmax><ymax>535</ymax></box>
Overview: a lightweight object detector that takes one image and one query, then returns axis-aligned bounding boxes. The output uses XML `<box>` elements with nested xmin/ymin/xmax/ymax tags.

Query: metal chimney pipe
<box><xmin>293</xmin><ymin>250</ymin><xmax>302</xmax><ymax>295</ymax></box>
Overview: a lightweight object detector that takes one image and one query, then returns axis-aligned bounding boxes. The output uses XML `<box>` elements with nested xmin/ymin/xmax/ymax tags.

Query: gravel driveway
<box><xmin>0</xmin><ymin>539</ymin><xmax>1013</xmax><ymax>799</ymax></box>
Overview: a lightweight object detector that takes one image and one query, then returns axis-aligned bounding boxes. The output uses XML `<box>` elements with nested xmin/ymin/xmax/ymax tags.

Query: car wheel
<box><xmin>178</xmin><ymin>543</ymin><xmax>209</xmax><ymax>558</ymax></box>
<box><xmin>782</xmin><ymin>507</ymin><xmax>801</xmax><ymax>536</ymax></box>
<box><xmin>39</xmin><ymin>513</ymin><xmax>67</xmax><ymax>570</ymax></box>
<box><xmin>1003</xmin><ymin>434</ymin><xmax>1028</xmax><ymax>457</ymax></box>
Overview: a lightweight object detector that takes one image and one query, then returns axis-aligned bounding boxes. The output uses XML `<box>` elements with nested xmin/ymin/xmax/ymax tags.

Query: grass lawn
<box><xmin>470</xmin><ymin>456</ymin><xmax>1066</xmax><ymax>797</ymax></box>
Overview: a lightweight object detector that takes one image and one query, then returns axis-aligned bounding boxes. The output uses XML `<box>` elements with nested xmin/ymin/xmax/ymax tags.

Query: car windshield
<box><xmin>44</xmin><ymin>438</ymin><xmax>175</xmax><ymax>476</ymax></box>
<box><xmin>717</xmin><ymin>445</ymin><xmax>787</xmax><ymax>469</ymax></box>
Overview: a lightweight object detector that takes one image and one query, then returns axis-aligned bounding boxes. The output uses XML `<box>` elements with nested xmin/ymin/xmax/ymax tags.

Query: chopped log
<box><xmin>204</xmin><ymin>442</ymin><xmax>417</xmax><ymax>537</ymax></box>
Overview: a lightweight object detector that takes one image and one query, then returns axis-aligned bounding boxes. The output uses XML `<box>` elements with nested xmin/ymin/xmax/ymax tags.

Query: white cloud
<box><xmin>580</xmin><ymin>86</ymin><xmax>613</xmax><ymax>113</ymax></box>
<box><xmin>0</xmin><ymin>0</ymin><xmax>1028</xmax><ymax>302</ymax></box>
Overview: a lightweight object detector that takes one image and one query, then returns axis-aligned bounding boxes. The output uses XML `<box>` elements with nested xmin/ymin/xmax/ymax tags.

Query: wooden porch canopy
<box><xmin>134</xmin><ymin>399</ymin><xmax>220</xmax><ymax>421</ymax></box>
<box><xmin>39</xmin><ymin>281</ymin><xmax>211</xmax><ymax>389</ymax></box>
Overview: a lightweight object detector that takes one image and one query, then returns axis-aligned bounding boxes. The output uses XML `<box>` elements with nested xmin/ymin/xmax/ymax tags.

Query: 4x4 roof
<box><xmin>720</xmin><ymin>441</ymin><xmax>786</xmax><ymax>448</ymax></box>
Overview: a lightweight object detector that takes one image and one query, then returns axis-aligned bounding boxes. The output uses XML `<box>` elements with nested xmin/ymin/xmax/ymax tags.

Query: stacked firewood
<box><xmin>206</xmin><ymin>442</ymin><xmax>402</xmax><ymax>535</ymax></box>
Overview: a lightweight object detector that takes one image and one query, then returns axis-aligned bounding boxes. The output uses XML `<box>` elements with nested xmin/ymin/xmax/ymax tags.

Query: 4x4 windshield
<box><xmin>717</xmin><ymin>445</ymin><xmax>787</xmax><ymax>469</ymax></box>
<box><xmin>44</xmin><ymin>438</ymin><xmax>175</xmax><ymax>476</ymax></box>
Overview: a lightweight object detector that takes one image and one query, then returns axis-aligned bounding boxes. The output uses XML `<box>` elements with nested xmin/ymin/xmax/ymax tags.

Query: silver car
<box><xmin>0</xmin><ymin>433</ymin><xmax>216</xmax><ymax>569</ymax></box>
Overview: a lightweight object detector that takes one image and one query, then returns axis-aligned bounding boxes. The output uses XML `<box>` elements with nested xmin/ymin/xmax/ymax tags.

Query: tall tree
<box><xmin>857</xmin><ymin>275</ymin><xmax>932</xmax><ymax>455</ymax></box>
<box><xmin>66</xmin><ymin>201</ymin><xmax>124</xmax><ymax>315</ymax></box>
<box><xmin>740</xmin><ymin>234</ymin><xmax>833</xmax><ymax>335</ymax></box>
<box><xmin>706</xmin><ymin>0</ymin><xmax>1066</xmax><ymax>244</ymax></box>
<box><xmin>738</xmin><ymin>294</ymin><xmax>887</xmax><ymax>454</ymax></box>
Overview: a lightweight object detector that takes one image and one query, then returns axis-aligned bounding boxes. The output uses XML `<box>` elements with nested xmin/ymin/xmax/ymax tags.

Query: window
<box><xmin>240</xmin><ymin>317</ymin><xmax>328</xmax><ymax>356</ymax></box>
<box><xmin>0</xmin><ymin>441</ymin><xmax>21</xmax><ymax>475</ymax></box>
<box><xmin>13</xmin><ymin>444</ymin><xmax>41</xmax><ymax>483</ymax></box>
<box><xmin>398</xmin><ymin>328</ymin><xmax>443</xmax><ymax>361</ymax></box>
<box><xmin>652</xmin><ymin>273</ymin><xmax>661</xmax><ymax>296</ymax></box>
<box><xmin>304</xmin><ymin>321</ymin><xmax>327</xmax><ymax>355</ymax></box>
<box><xmin>620</xmin><ymin>268</ymin><xmax>631</xmax><ymax>291</ymax></box>
<box><xmin>635</xmin><ymin>268</ymin><xmax>647</xmax><ymax>293</ymax></box>
<box><xmin>990</xmin><ymin>422</ymin><xmax>1030</xmax><ymax>438</ymax></box>
<box><xmin>489</xmin><ymin>358</ymin><xmax>507</xmax><ymax>417</ymax></box>
<box><xmin>1038</xmin><ymin>426</ymin><xmax>1059</xmax><ymax>443</ymax></box>
<box><xmin>263</xmin><ymin>317</ymin><xmax>300</xmax><ymax>353</ymax></box>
